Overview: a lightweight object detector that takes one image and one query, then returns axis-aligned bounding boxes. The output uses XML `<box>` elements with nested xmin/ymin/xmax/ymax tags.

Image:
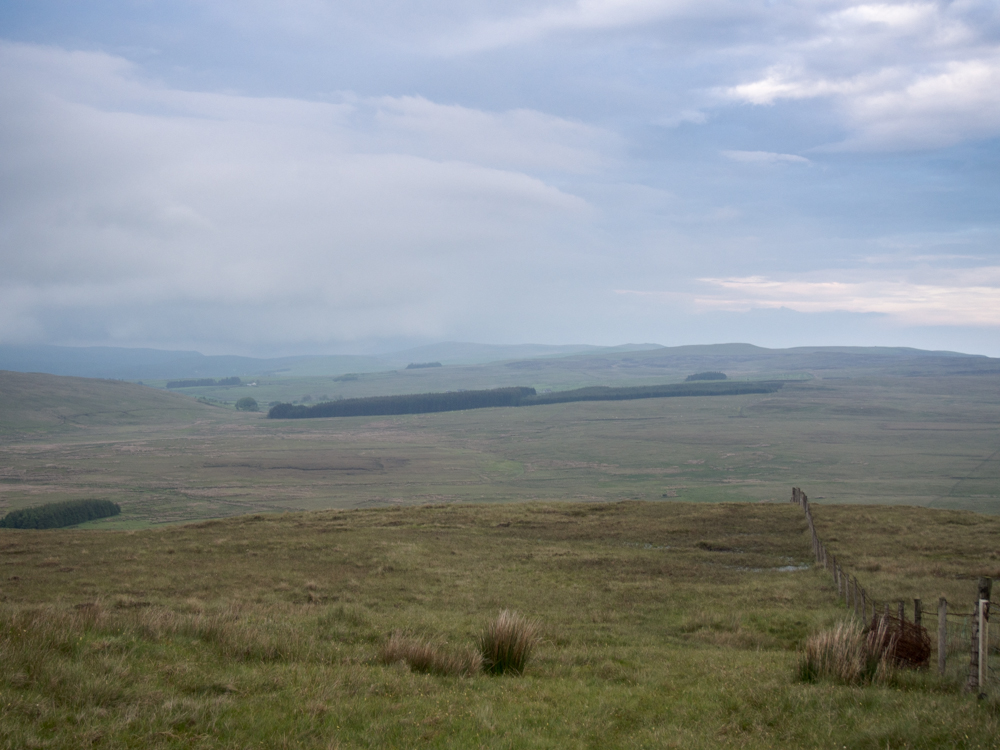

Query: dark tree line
<box><xmin>520</xmin><ymin>381</ymin><xmax>779</xmax><ymax>405</ymax></box>
<box><xmin>268</xmin><ymin>381</ymin><xmax>784</xmax><ymax>420</ymax></box>
<box><xmin>0</xmin><ymin>499</ymin><xmax>121</xmax><ymax>529</ymax></box>
<box><xmin>685</xmin><ymin>371</ymin><xmax>728</xmax><ymax>381</ymax></box>
<box><xmin>269</xmin><ymin>387</ymin><xmax>536</xmax><ymax>419</ymax></box>
<box><xmin>405</xmin><ymin>362</ymin><xmax>443</xmax><ymax>369</ymax></box>
<box><xmin>166</xmin><ymin>376</ymin><xmax>242</xmax><ymax>389</ymax></box>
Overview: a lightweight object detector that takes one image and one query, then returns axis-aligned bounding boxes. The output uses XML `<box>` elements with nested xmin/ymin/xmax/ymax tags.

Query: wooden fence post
<box><xmin>854</xmin><ymin>578</ymin><xmax>860</xmax><ymax>618</ymax></box>
<box><xmin>914</xmin><ymin>599</ymin><xmax>921</xmax><ymax>629</ymax></box>
<box><xmin>979</xmin><ymin>598</ymin><xmax>989</xmax><ymax>694</ymax></box>
<box><xmin>967</xmin><ymin>577</ymin><xmax>992</xmax><ymax>694</ymax></box>
<box><xmin>938</xmin><ymin>598</ymin><xmax>947</xmax><ymax>676</ymax></box>
<box><xmin>898</xmin><ymin>600</ymin><xmax>906</xmax><ymax>622</ymax></box>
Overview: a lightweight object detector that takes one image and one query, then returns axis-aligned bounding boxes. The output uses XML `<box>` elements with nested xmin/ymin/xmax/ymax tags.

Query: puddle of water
<box><xmin>735</xmin><ymin>564</ymin><xmax>811</xmax><ymax>572</ymax></box>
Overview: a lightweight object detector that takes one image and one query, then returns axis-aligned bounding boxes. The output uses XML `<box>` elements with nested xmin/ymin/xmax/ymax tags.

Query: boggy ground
<box><xmin>2</xmin><ymin>501</ymin><xmax>999</xmax><ymax>749</ymax></box>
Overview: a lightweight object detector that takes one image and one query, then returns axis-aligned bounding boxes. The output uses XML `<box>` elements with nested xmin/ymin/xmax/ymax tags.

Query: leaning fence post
<box><xmin>939</xmin><ymin>598</ymin><xmax>947</xmax><ymax>675</ymax></box>
<box><xmin>967</xmin><ymin>577</ymin><xmax>992</xmax><ymax>694</ymax></box>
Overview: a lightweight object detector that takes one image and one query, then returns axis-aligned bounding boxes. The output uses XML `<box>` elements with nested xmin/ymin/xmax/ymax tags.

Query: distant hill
<box><xmin>0</xmin><ymin>345</ymin><xmax>388</xmax><ymax>381</ymax></box>
<box><xmin>0</xmin><ymin>341</ymin><xmax>994</xmax><ymax>386</ymax></box>
<box><xmin>502</xmin><ymin>343</ymin><xmax>996</xmax><ymax>380</ymax></box>
<box><xmin>0</xmin><ymin>342</ymin><xmax>661</xmax><ymax>381</ymax></box>
<box><xmin>0</xmin><ymin>371</ymin><xmax>217</xmax><ymax>436</ymax></box>
<box><xmin>374</xmin><ymin>342</ymin><xmax>661</xmax><ymax>367</ymax></box>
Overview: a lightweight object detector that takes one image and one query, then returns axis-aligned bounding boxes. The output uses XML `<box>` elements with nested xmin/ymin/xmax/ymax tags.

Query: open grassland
<box><xmin>2</xmin><ymin>370</ymin><xmax>999</xmax><ymax>526</ymax></box>
<box><xmin>143</xmin><ymin>343</ymin><xmax>998</xmax><ymax>408</ymax></box>
<box><xmin>2</xmin><ymin>501</ymin><xmax>1000</xmax><ymax>749</ymax></box>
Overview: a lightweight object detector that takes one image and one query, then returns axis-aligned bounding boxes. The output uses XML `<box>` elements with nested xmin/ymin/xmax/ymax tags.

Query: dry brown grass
<box><xmin>798</xmin><ymin>618</ymin><xmax>897</xmax><ymax>685</ymax></box>
<box><xmin>379</xmin><ymin>631</ymin><xmax>482</xmax><ymax>677</ymax></box>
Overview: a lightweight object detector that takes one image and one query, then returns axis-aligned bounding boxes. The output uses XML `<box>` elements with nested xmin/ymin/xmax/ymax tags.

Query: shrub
<box><xmin>477</xmin><ymin>610</ymin><xmax>540</xmax><ymax>676</ymax></box>
<box><xmin>379</xmin><ymin>631</ymin><xmax>482</xmax><ymax>677</ymax></box>
<box><xmin>235</xmin><ymin>397</ymin><xmax>259</xmax><ymax>412</ymax></box>
<box><xmin>798</xmin><ymin>619</ymin><xmax>896</xmax><ymax>685</ymax></box>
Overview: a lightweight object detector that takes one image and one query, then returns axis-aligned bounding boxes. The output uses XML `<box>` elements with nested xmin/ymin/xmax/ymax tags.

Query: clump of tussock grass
<box><xmin>477</xmin><ymin>610</ymin><xmax>540</xmax><ymax>676</ymax></box>
<box><xmin>798</xmin><ymin>619</ymin><xmax>896</xmax><ymax>685</ymax></box>
<box><xmin>379</xmin><ymin>631</ymin><xmax>482</xmax><ymax>677</ymax></box>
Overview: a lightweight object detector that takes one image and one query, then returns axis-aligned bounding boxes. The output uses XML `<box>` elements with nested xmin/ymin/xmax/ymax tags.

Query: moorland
<box><xmin>1</xmin><ymin>343</ymin><xmax>1000</xmax><ymax>748</ymax></box>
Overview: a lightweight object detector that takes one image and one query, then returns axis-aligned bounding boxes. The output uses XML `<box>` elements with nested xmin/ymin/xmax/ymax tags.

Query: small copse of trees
<box><xmin>685</xmin><ymin>371</ymin><xmax>727</xmax><ymax>381</ymax></box>
<box><xmin>0</xmin><ymin>499</ymin><xmax>121</xmax><ymax>529</ymax></box>
<box><xmin>235</xmin><ymin>397</ymin><xmax>259</xmax><ymax>412</ymax></box>
<box><xmin>406</xmin><ymin>362</ymin><xmax>443</xmax><ymax>369</ymax></box>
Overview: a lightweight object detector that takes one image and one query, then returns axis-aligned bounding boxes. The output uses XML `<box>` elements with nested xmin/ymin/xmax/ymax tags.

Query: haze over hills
<box><xmin>3</xmin><ymin>347</ymin><xmax>1000</xmax><ymax>523</ymax></box>
<box><xmin>0</xmin><ymin>342</ymin><xmax>662</xmax><ymax>381</ymax></box>
<box><xmin>0</xmin><ymin>342</ymin><xmax>992</xmax><ymax>384</ymax></box>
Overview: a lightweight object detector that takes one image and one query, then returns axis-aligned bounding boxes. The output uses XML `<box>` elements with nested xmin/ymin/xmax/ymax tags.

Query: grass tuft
<box><xmin>477</xmin><ymin>610</ymin><xmax>540</xmax><ymax>676</ymax></box>
<box><xmin>378</xmin><ymin>631</ymin><xmax>482</xmax><ymax>677</ymax></box>
<box><xmin>798</xmin><ymin>619</ymin><xmax>897</xmax><ymax>685</ymax></box>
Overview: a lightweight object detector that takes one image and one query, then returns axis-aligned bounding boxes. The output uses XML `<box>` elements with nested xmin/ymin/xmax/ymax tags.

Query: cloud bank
<box><xmin>0</xmin><ymin>1</ymin><xmax>999</xmax><ymax>354</ymax></box>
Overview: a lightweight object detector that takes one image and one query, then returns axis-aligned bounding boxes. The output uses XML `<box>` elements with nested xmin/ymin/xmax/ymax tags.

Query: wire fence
<box><xmin>791</xmin><ymin>487</ymin><xmax>995</xmax><ymax>694</ymax></box>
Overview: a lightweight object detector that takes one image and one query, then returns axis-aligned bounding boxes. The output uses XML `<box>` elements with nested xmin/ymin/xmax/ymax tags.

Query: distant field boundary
<box><xmin>267</xmin><ymin>381</ymin><xmax>785</xmax><ymax>419</ymax></box>
<box><xmin>794</xmin><ymin>488</ymin><xmax>997</xmax><ymax>695</ymax></box>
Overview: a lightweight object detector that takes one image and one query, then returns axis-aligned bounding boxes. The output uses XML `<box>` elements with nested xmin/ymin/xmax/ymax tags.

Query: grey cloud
<box><xmin>0</xmin><ymin>43</ymin><xmax>604</xmax><ymax>350</ymax></box>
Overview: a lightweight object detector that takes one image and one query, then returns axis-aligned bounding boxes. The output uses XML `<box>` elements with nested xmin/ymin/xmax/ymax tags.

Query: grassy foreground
<box><xmin>2</xmin><ymin>501</ymin><xmax>999</xmax><ymax>749</ymax></box>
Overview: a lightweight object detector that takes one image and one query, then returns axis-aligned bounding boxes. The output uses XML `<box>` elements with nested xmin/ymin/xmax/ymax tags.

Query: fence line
<box><xmin>790</xmin><ymin>487</ymin><xmax>994</xmax><ymax>695</ymax></box>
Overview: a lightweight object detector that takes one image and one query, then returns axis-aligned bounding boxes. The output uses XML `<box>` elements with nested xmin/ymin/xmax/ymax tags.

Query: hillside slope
<box><xmin>0</xmin><ymin>370</ymin><xmax>219</xmax><ymax>436</ymax></box>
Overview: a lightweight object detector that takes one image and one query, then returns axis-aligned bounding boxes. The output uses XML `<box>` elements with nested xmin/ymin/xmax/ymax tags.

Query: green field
<box><xmin>2</xmin><ymin>500</ymin><xmax>1000</xmax><ymax>749</ymax></box>
<box><xmin>2</xmin><ymin>360</ymin><xmax>999</xmax><ymax>527</ymax></box>
<box><xmin>2</xmin><ymin>348</ymin><xmax>1000</xmax><ymax>747</ymax></box>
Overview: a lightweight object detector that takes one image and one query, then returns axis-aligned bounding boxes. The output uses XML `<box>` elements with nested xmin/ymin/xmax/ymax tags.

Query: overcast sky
<box><xmin>1</xmin><ymin>1</ymin><xmax>999</xmax><ymax>356</ymax></box>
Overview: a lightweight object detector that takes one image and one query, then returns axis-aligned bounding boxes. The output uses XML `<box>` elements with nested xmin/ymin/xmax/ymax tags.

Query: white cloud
<box><xmin>0</xmin><ymin>42</ymin><xmax>606</xmax><ymax>350</ymax></box>
<box><xmin>438</xmin><ymin>1</ymin><xmax>1000</xmax><ymax>151</ymax></box>
<box><xmin>721</xmin><ymin>150</ymin><xmax>811</xmax><ymax>164</ymax></box>
<box><xmin>364</xmin><ymin>95</ymin><xmax>620</xmax><ymax>173</ymax></box>
<box><xmin>720</xmin><ymin>2</ymin><xmax>1000</xmax><ymax>149</ymax></box>
<box><xmin>439</xmin><ymin>0</ymin><xmax>705</xmax><ymax>53</ymax></box>
<box><xmin>689</xmin><ymin>270</ymin><xmax>1000</xmax><ymax>326</ymax></box>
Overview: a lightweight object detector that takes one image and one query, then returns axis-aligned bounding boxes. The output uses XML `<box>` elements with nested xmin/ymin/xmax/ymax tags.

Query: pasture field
<box><xmin>1</xmin><ymin>359</ymin><xmax>999</xmax><ymax>747</ymax></box>
<box><xmin>140</xmin><ymin>342</ymin><xmax>999</xmax><ymax>409</ymax></box>
<box><xmin>2</xmin><ymin>500</ymin><xmax>1000</xmax><ymax>749</ymax></box>
<box><xmin>1</xmin><ymin>369</ymin><xmax>999</xmax><ymax>526</ymax></box>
